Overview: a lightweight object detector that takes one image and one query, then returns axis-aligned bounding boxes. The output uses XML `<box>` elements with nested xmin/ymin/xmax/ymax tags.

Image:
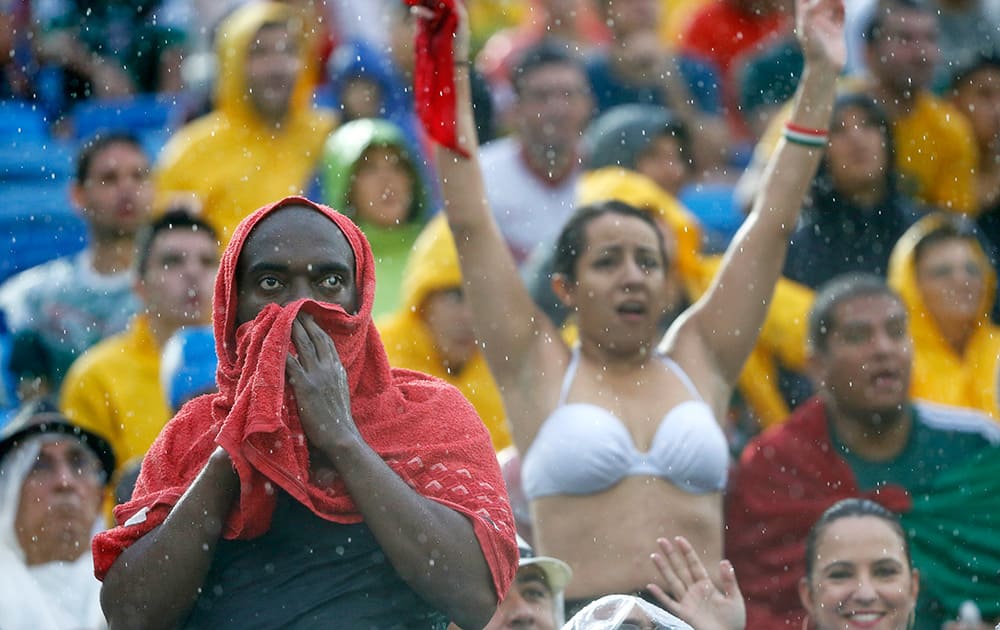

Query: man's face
<box><xmin>245</xmin><ymin>23</ymin><xmax>301</xmax><ymax>123</ymax></box>
<box><xmin>866</xmin><ymin>9</ymin><xmax>939</xmax><ymax>95</ymax></box>
<box><xmin>235</xmin><ymin>206</ymin><xmax>359</xmax><ymax>327</ymax></box>
<box><xmin>483</xmin><ymin>566</ymin><xmax>557</xmax><ymax>630</ymax></box>
<box><xmin>138</xmin><ymin>228</ymin><xmax>219</xmax><ymax>331</ymax></box>
<box><xmin>15</xmin><ymin>437</ymin><xmax>104</xmax><ymax>565</ymax></box>
<box><xmin>813</xmin><ymin>293</ymin><xmax>912</xmax><ymax>420</ymax></box>
<box><xmin>513</xmin><ymin>63</ymin><xmax>592</xmax><ymax>157</ymax></box>
<box><xmin>73</xmin><ymin>141</ymin><xmax>152</xmax><ymax>240</ymax></box>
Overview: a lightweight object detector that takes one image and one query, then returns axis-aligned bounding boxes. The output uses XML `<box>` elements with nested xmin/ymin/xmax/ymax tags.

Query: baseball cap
<box><xmin>517</xmin><ymin>535</ymin><xmax>572</xmax><ymax>593</ymax></box>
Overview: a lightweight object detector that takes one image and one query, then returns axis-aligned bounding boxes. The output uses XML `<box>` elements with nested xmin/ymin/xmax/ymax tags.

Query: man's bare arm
<box><xmin>101</xmin><ymin>448</ymin><xmax>238</xmax><ymax>630</ymax></box>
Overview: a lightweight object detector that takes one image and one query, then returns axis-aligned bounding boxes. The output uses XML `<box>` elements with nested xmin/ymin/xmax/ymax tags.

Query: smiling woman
<box><xmin>799</xmin><ymin>499</ymin><xmax>919</xmax><ymax>630</ymax></box>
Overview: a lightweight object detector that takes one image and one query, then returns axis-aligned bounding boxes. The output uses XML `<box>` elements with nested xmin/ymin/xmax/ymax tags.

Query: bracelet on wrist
<box><xmin>783</xmin><ymin>122</ymin><xmax>828</xmax><ymax>148</ymax></box>
<box><xmin>454</xmin><ymin>59</ymin><xmax>472</xmax><ymax>68</ymax></box>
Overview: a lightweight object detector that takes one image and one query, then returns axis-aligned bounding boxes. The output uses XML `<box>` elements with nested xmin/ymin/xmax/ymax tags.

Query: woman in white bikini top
<box><xmin>429</xmin><ymin>0</ymin><xmax>846</xmax><ymax>603</ymax></box>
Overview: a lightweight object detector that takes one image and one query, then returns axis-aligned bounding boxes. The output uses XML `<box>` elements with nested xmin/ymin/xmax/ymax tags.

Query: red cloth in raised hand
<box><xmin>92</xmin><ymin>196</ymin><xmax>517</xmax><ymax>601</ymax></box>
<box><xmin>724</xmin><ymin>397</ymin><xmax>912</xmax><ymax>628</ymax></box>
<box><xmin>404</xmin><ymin>0</ymin><xmax>469</xmax><ymax>157</ymax></box>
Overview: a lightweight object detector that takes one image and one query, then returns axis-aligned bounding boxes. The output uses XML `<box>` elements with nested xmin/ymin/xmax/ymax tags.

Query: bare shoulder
<box><xmin>658</xmin><ymin>310</ymin><xmax>730</xmax><ymax>414</ymax></box>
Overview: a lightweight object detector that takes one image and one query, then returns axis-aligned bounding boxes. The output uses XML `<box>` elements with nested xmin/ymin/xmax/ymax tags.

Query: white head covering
<box><xmin>0</xmin><ymin>434</ymin><xmax>107</xmax><ymax>629</ymax></box>
<box><xmin>562</xmin><ymin>594</ymin><xmax>693</xmax><ymax>630</ymax></box>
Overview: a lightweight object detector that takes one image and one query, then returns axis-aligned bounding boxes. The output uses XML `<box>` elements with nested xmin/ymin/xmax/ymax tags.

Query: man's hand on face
<box><xmin>285</xmin><ymin>313</ymin><xmax>362</xmax><ymax>461</ymax></box>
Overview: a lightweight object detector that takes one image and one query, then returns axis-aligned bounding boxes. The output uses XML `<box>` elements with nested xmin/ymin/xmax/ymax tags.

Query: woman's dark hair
<box><xmin>551</xmin><ymin>200</ymin><xmax>668</xmax><ymax>283</ymax></box>
<box><xmin>804</xmin><ymin>498</ymin><xmax>912</xmax><ymax>581</ymax></box>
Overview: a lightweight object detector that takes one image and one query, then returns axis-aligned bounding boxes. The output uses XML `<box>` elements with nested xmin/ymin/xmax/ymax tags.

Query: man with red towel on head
<box><xmin>93</xmin><ymin>196</ymin><xmax>518</xmax><ymax>629</ymax></box>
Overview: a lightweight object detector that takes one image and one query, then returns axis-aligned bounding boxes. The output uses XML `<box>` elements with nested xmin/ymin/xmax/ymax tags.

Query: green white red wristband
<box><xmin>783</xmin><ymin>122</ymin><xmax>828</xmax><ymax>148</ymax></box>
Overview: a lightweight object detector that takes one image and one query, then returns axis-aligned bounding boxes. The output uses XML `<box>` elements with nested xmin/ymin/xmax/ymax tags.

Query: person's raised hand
<box><xmin>285</xmin><ymin>313</ymin><xmax>360</xmax><ymax>458</ymax></box>
<box><xmin>409</xmin><ymin>0</ymin><xmax>471</xmax><ymax>64</ymax></box>
<box><xmin>795</xmin><ymin>0</ymin><xmax>846</xmax><ymax>73</ymax></box>
<box><xmin>647</xmin><ymin>536</ymin><xmax>746</xmax><ymax>630</ymax></box>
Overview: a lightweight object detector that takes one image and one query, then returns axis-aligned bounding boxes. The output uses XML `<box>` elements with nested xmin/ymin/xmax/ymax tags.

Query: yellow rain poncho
<box><xmin>888</xmin><ymin>214</ymin><xmax>1000</xmax><ymax>419</ymax></box>
<box><xmin>154</xmin><ymin>2</ymin><xmax>336</xmax><ymax>245</ymax></box>
<box><xmin>377</xmin><ymin>216</ymin><xmax>512</xmax><ymax>451</ymax></box>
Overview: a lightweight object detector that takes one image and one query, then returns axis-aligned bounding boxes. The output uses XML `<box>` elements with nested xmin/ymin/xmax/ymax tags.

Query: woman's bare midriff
<box><xmin>531</xmin><ymin>477</ymin><xmax>724</xmax><ymax>601</ymax></box>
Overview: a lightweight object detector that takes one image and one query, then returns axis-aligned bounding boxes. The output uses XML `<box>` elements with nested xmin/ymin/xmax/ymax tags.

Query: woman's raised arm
<box><xmin>665</xmin><ymin>0</ymin><xmax>845</xmax><ymax>387</ymax></box>
<box><xmin>428</xmin><ymin>5</ymin><xmax>561</xmax><ymax>388</ymax></box>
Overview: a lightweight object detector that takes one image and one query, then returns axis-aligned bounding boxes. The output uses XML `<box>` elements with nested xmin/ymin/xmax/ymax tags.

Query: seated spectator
<box><xmin>324</xmin><ymin>36</ymin><xmax>428</xmax><ymax>162</ymax></box>
<box><xmin>0</xmin><ymin>400</ymin><xmax>115</xmax><ymax>629</ymax></box>
<box><xmin>949</xmin><ymin>56</ymin><xmax>1000</xmax><ymax>246</ymax></box>
<box><xmin>321</xmin><ymin>118</ymin><xmax>432</xmax><ymax>319</ymax></box>
<box><xmin>726</xmin><ymin>273</ymin><xmax>1000</xmax><ymax>629</ymax></box>
<box><xmin>931</xmin><ymin>0</ymin><xmax>1000</xmax><ymax>93</ymax></box>
<box><xmin>861</xmin><ymin>0</ymin><xmax>977</xmax><ymax>214</ymax></box>
<box><xmin>478</xmin><ymin>536</ymin><xmax>573</xmax><ymax>629</ymax></box>
<box><xmin>649</xmin><ymin>502</ymin><xmax>925</xmax><ymax>630</ymax></box>
<box><xmin>154</xmin><ymin>1</ymin><xmax>336</xmax><ymax>245</ymax></box>
<box><xmin>784</xmin><ymin>95</ymin><xmax>925</xmax><ymax>290</ymax></box>
<box><xmin>477</xmin><ymin>0</ymin><xmax>608</xmax><ymax>117</ymax></box>
<box><xmin>61</xmin><ymin>211</ymin><xmax>218</xmax><ymax>478</ymax></box>
<box><xmin>739</xmin><ymin>0</ymin><xmax>979</xmax><ymax>215</ymax></box>
<box><xmin>94</xmin><ymin>196</ymin><xmax>517</xmax><ymax>628</ymax></box>
<box><xmin>36</xmin><ymin>0</ymin><xmax>184</xmax><ymax>110</ymax></box>
<box><xmin>0</xmin><ymin>132</ymin><xmax>152</xmax><ymax>387</ymax></box>
<box><xmin>799</xmin><ymin>499</ymin><xmax>920</xmax><ymax>630</ymax></box>
<box><xmin>586</xmin><ymin>0</ymin><xmax>729</xmax><ymax>179</ymax></box>
<box><xmin>887</xmin><ymin>214</ymin><xmax>1000</xmax><ymax>419</ymax></box>
<box><xmin>479</xmin><ymin>40</ymin><xmax>592</xmax><ymax>267</ymax></box>
<box><xmin>378</xmin><ymin>216</ymin><xmax>510</xmax><ymax>450</ymax></box>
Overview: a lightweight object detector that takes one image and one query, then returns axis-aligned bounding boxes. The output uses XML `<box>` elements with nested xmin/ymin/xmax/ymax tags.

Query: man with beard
<box><xmin>0</xmin><ymin>132</ymin><xmax>152</xmax><ymax>387</ymax></box>
<box><xmin>61</xmin><ymin>211</ymin><xmax>219</xmax><ymax>480</ymax></box>
<box><xmin>478</xmin><ymin>41</ymin><xmax>593</xmax><ymax>267</ymax></box>
<box><xmin>725</xmin><ymin>273</ymin><xmax>1000</xmax><ymax>629</ymax></box>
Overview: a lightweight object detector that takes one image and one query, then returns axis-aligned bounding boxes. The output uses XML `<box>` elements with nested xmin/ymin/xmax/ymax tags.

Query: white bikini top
<box><xmin>521</xmin><ymin>347</ymin><xmax>730</xmax><ymax>500</ymax></box>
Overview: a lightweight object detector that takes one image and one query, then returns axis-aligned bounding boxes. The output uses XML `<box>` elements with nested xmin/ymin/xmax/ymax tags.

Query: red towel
<box><xmin>404</xmin><ymin>0</ymin><xmax>469</xmax><ymax>157</ymax></box>
<box><xmin>93</xmin><ymin>196</ymin><xmax>517</xmax><ymax>601</ymax></box>
<box><xmin>725</xmin><ymin>397</ymin><xmax>912</xmax><ymax>628</ymax></box>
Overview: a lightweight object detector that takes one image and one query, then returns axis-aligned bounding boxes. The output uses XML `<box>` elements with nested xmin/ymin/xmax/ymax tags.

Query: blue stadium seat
<box><xmin>71</xmin><ymin>94</ymin><xmax>186</xmax><ymax>142</ymax></box>
<box><xmin>680</xmin><ymin>182</ymin><xmax>745</xmax><ymax>253</ymax></box>
<box><xmin>0</xmin><ymin>139</ymin><xmax>73</xmax><ymax>181</ymax></box>
<box><xmin>0</xmin><ymin>180</ymin><xmax>86</xmax><ymax>284</ymax></box>
<box><xmin>0</xmin><ymin>101</ymin><xmax>51</xmax><ymax>142</ymax></box>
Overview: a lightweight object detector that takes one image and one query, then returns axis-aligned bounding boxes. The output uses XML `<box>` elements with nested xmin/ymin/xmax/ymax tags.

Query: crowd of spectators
<box><xmin>1</xmin><ymin>0</ymin><xmax>999</xmax><ymax>628</ymax></box>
